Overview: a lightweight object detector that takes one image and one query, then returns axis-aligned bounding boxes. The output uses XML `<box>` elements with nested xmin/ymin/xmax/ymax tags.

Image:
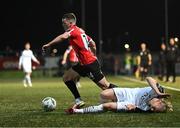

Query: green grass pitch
<box><xmin>0</xmin><ymin>76</ymin><xmax>180</xmax><ymax>127</ymax></box>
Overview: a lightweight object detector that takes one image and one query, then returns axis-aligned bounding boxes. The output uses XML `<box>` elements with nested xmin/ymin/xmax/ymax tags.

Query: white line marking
<box><xmin>121</xmin><ymin>76</ymin><xmax>180</xmax><ymax>92</ymax></box>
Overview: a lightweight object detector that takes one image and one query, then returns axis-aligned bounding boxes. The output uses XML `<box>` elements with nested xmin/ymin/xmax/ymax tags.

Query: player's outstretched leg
<box><xmin>65</xmin><ymin>102</ymin><xmax>117</xmax><ymax>114</ymax></box>
<box><xmin>63</xmin><ymin>68</ymin><xmax>85</xmax><ymax>108</ymax></box>
<box><xmin>65</xmin><ymin>104</ymin><xmax>104</xmax><ymax>114</ymax></box>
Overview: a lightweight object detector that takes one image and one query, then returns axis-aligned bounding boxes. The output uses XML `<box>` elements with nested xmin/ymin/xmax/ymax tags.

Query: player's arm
<box><xmin>88</xmin><ymin>39</ymin><xmax>96</xmax><ymax>55</ymax></box>
<box><xmin>31</xmin><ymin>52</ymin><xmax>40</xmax><ymax>65</ymax></box>
<box><xmin>137</xmin><ymin>55</ymin><xmax>141</xmax><ymax>66</ymax></box>
<box><xmin>148</xmin><ymin>53</ymin><xmax>152</xmax><ymax>65</ymax></box>
<box><xmin>42</xmin><ymin>32</ymin><xmax>70</xmax><ymax>50</ymax></box>
<box><xmin>146</xmin><ymin>77</ymin><xmax>170</xmax><ymax>98</ymax></box>
<box><xmin>86</xmin><ymin>35</ymin><xmax>96</xmax><ymax>55</ymax></box>
<box><xmin>18</xmin><ymin>55</ymin><xmax>22</xmax><ymax>69</ymax></box>
<box><xmin>125</xmin><ymin>104</ymin><xmax>137</xmax><ymax>111</ymax></box>
<box><xmin>61</xmin><ymin>47</ymin><xmax>71</xmax><ymax>65</ymax></box>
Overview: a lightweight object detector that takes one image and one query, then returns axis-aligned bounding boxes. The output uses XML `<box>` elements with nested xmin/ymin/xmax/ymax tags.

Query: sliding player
<box><xmin>66</xmin><ymin>77</ymin><xmax>172</xmax><ymax>114</ymax></box>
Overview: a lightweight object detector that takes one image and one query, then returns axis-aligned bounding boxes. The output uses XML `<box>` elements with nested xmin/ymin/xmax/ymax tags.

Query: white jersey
<box><xmin>135</xmin><ymin>87</ymin><xmax>157</xmax><ymax>111</ymax></box>
<box><xmin>19</xmin><ymin>50</ymin><xmax>38</xmax><ymax>73</ymax></box>
<box><xmin>113</xmin><ymin>87</ymin><xmax>158</xmax><ymax>111</ymax></box>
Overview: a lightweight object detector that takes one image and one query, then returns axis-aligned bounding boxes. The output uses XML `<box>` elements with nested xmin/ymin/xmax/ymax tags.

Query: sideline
<box><xmin>121</xmin><ymin>76</ymin><xmax>180</xmax><ymax>92</ymax></box>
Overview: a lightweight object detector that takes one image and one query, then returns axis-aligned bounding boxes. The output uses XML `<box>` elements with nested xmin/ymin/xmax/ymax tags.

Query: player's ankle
<box><xmin>75</xmin><ymin>98</ymin><xmax>82</xmax><ymax>104</ymax></box>
<box><xmin>108</xmin><ymin>83</ymin><xmax>118</xmax><ymax>88</ymax></box>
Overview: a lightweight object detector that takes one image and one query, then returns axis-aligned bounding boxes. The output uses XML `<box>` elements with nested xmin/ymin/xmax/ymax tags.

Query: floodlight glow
<box><xmin>174</xmin><ymin>37</ymin><xmax>179</xmax><ymax>42</ymax></box>
<box><xmin>124</xmin><ymin>43</ymin><xmax>130</xmax><ymax>49</ymax></box>
<box><xmin>53</xmin><ymin>49</ymin><xmax>58</xmax><ymax>53</ymax></box>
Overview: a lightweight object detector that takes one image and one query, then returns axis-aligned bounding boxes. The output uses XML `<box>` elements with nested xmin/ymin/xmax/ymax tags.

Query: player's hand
<box><xmin>37</xmin><ymin>61</ymin><xmax>40</xmax><ymax>65</ymax></box>
<box><xmin>42</xmin><ymin>44</ymin><xmax>50</xmax><ymax>50</ymax></box>
<box><xmin>158</xmin><ymin>93</ymin><xmax>171</xmax><ymax>98</ymax></box>
<box><xmin>61</xmin><ymin>60</ymin><xmax>66</xmax><ymax>65</ymax></box>
<box><xmin>125</xmin><ymin>104</ymin><xmax>136</xmax><ymax>111</ymax></box>
<box><xmin>42</xmin><ymin>44</ymin><xmax>50</xmax><ymax>56</ymax></box>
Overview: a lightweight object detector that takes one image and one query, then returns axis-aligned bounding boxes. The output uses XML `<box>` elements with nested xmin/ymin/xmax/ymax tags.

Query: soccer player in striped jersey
<box><xmin>42</xmin><ymin>13</ymin><xmax>118</xmax><ymax>108</ymax></box>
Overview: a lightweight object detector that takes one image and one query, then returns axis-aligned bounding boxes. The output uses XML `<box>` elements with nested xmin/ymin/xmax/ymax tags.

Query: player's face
<box><xmin>170</xmin><ymin>39</ymin><xmax>175</xmax><ymax>46</ymax></box>
<box><xmin>150</xmin><ymin>98</ymin><xmax>166</xmax><ymax>112</ymax></box>
<box><xmin>141</xmin><ymin>43</ymin><xmax>146</xmax><ymax>50</ymax></box>
<box><xmin>161</xmin><ymin>44</ymin><xmax>166</xmax><ymax>50</ymax></box>
<box><xmin>62</xmin><ymin>19</ymin><xmax>71</xmax><ymax>31</ymax></box>
<box><xmin>25</xmin><ymin>43</ymin><xmax>30</xmax><ymax>50</ymax></box>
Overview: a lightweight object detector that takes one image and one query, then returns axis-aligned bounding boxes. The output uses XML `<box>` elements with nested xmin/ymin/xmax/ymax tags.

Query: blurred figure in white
<box><xmin>19</xmin><ymin>42</ymin><xmax>40</xmax><ymax>87</ymax></box>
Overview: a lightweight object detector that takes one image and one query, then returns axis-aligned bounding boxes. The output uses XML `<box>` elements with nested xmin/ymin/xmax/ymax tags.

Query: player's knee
<box><xmin>63</xmin><ymin>74</ymin><xmax>72</xmax><ymax>82</ymax></box>
<box><xmin>100</xmin><ymin>90</ymin><xmax>109</xmax><ymax>99</ymax></box>
<box><xmin>63</xmin><ymin>73</ymin><xmax>78</xmax><ymax>82</ymax></box>
<box><xmin>62</xmin><ymin>74</ymin><xmax>67</xmax><ymax>82</ymax></box>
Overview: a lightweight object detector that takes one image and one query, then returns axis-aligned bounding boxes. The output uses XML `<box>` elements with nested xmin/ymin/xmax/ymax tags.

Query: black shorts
<box><xmin>66</xmin><ymin>61</ymin><xmax>79</xmax><ymax>70</ymax></box>
<box><xmin>72</xmin><ymin>60</ymin><xmax>104</xmax><ymax>83</ymax></box>
<box><xmin>140</xmin><ymin>61</ymin><xmax>149</xmax><ymax>69</ymax></box>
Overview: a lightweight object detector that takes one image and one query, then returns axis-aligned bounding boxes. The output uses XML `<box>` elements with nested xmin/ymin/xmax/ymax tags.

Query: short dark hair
<box><xmin>62</xmin><ymin>13</ymin><xmax>76</xmax><ymax>24</ymax></box>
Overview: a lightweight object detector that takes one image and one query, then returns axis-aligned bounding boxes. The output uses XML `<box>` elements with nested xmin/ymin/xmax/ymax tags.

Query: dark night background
<box><xmin>0</xmin><ymin>0</ymin><xmax>180</xmax><ymax>54</ymax></box>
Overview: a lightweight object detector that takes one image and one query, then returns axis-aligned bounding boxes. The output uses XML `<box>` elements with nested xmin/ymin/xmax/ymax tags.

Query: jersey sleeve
<box><xmin>68</xmin><ymin>28</ymin><xmax>75</xmax><ymax>37</ymax></box>
<box><xmin>147</xmin><ymin>49</ymin><xmax>151</xmax><ymax>54</ymax></box>
<box><xmin>31</xmin><ymin>51</ymin><xmax>38</xmax><ymax>63</ymax></box>
<box><xmin>87</xmin><ymin>35</ymin><xmax>92</xmax><ymax>42</ymax></box>
<box><xmin>137</xmin><ymin>104</ymin><xmax>150</xmax><ymax>111</ymax></box>
<box><xmin>87</xmin><ymin>35</ymin><xmax>95</xmax><ymax>48</ymax></box>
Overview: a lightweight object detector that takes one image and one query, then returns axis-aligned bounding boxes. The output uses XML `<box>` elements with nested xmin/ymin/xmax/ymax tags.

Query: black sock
<box><xmin>141</xmin><ymin>71</ymin><xmax>144</xmax><ymax>80</ymax></box>
<box><xmin>108</xmin><ymin>83</ymin><xmax>118</xmax><ymax>88</ymax></box>
<box><xmin>144</xmin><ymin>71</ymin><xmax>147</xmax><ymax>78</ymax></box>
<box><xmin>65</xmin><ymin>81</ymin><xmax>80</xmax><ymax>99</ymax></box>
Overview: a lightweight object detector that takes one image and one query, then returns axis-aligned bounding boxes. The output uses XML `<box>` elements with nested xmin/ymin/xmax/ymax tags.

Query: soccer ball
<box><xmin>42</xmin><ymin>97</ymin><xmax>56</xmax><ymax>111</ymax></box>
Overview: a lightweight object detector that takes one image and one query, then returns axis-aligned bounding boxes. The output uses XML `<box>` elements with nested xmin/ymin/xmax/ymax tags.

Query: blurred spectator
<box><xmin>4</xmin><ymin>45</ymin><xmax>14</xmax><ymax>56</ymax></box>
<box><xmin>158</xmin><ymin>43</ymin><xmax>167</xmax><ymax>81</ymax></box>
<box><xmin>166</xmin><ymin>38</ymin><xmax>179</xmax><ymax>82</ymax></box>
<box><xmin>137</xmin><ymin>43</ymin><xmax>152</xmax><ymax>81</ymax></box>
<box><xmin>133</xmin><ymin>54</ymin><xmax>140</xmax><ymax>78</ymax></box>
<box><xmin>124</xmin><ymin>48</ymin><xmax>132</xmax><ymax>75</ymax></box>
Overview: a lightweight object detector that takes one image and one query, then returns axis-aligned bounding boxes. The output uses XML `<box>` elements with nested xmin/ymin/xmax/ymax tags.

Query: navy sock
<box><xmin>65</xmin><ymin>81</ymin><xmax>80</xmax><ymax>99</ymax></box>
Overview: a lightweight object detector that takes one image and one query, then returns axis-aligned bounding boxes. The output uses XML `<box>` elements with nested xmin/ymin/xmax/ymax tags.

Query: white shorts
<box><xmin>113</xmin><ymin>88</ymin><xmax>138</xmax><ymax>111</ymax></box>
<box><xmin>23</xmin><ymin>65</ymin><xmax>32</xmax><ymax>73</ymax></box>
